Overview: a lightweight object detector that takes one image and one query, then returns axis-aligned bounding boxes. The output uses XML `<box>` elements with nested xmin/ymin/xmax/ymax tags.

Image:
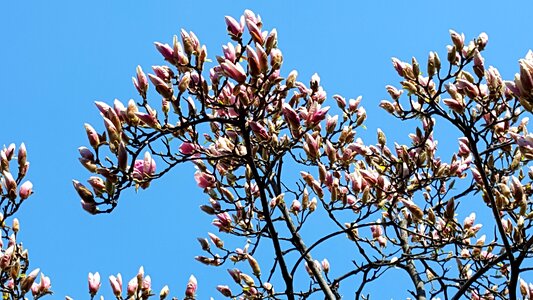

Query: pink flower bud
<box><xmin>309</xmin><ymin>198</ymin><xmax>318</xmax><ymax>212</ymax></box>
<box><xmin>449</xmin><ymin>30</ymin><xmax>465</xmax><ymax>50</ymax></box>
<box><xmin>269</xmin><ymin>48</ymin><xmax>283</xmax><ymax>70</ymax></box>
<box><xmin>84</xmin><ymin>123</ymin><xmax>100</xmax><ymax>149</ymax></box>
<box><xmin>4</xmin><ymin>143</ymin><xmax>15</xmax><ymax>160</ymax></box>
<box><xmin>3</xmin><ymin>171</ymin><xmax>17</xmax><ymax>198</ymax></box>
<box><xmin>282</xmin><ymin>103</ymin><xmax>300</xmax><ymax>127</ymax></box>
<box><xmin>132</xmin><ymin>65</ymin><xmax>148</xmax><ymax>98</ymax></box>
<box><xmin>141</xmin><ymin>275</ymin><xmax>151</xmax><ymax>292</ymax></box>
<box><xmin>213</xmin><ymin>212</ymin><xmax>232</xmax><ymax>232</ymax></box>
<box><xmin>185</xmin><ymin>275</ymin><xmax>197</xmax><ymax>297</ymax></box>
<box><xmin>443</xmin><ymin>98</ymin><xmax>465</xmax><ymax>114</ymax></box>
<box><xmin>217</xmin><ymin>285</ymin><xmax>232</xmax><ymax>297</ymax></box>
<box><xmin>221</xmin><ymin>59</ymin><xmax>247</xmax><ymax>83</ymax></box>
<box><xmin>73</xmin><ymin>180</ymin><xmax>95</xmax><ymax>202</ymax></box>
<box><xmin>31</xmin><ymin>283</ymin><xmax>40</xmax><ymax>296</ymax></box>
<box><xmin>179</xmin><ymin>142</ymin><xmax>198</xmax><ymax>155</ymax></box>
<box><xmin>148</xmin><ymin>74</ymin><xmax>173</xmax><ymax>98</ymax></box>
<box><xmin>227</xmin><ymin>268</ymin><xmax>241</xmax><ymax>283</ymax></box>
<box><xmin>180</xmin><ymin>29</ymin><xmax>200</xmax><ymax>55</ymax></box>
<box><xmin>307</xmin><ymin>103</ymin><xmax>330</xmax><ymax>126</ymax></box>
<box><xmin>19</xmin><ymin>181</ymin><xmax>33</xmax><ymax>200</ymax></box>
<box><xmin>245</xmin><ymin>19</ymin><xmax>263</xmax><ymax>44</ymax></box>
<box><xmin>208</xmin><ymin>232</ymin><xmax>224</xmax><ymax>248</ymax></box>
<box><xmin>154</xmin><ymin>42</ymin><xmax>174</xmax><ymax>62</ymax></box>
<box><xmin>255</xmin><ymin>43</ymin><xmax>268</xmax><ymax>73</ymax></box>
<box><xmin>244</xmin><ymin>9</ymin><xmax>259</xmax><ymax>25</ymax></box>
<box><xmin>456</xmin><ymin>79</ymin><xmax>478</xmax><ymax>98</ymax></box>
<box><xmin>38</xmin><ymin>273</ymin><xmax>51</xmax><ymax>294</ymax></box>
<box><xmin>225</xmin><ymin>15</ymin><xmax>244</xmax><ymax>38</ymax></box>
<box><xmin>18</xmin><ymin>143</ymin><xmax>27</xmax><ymax>167</ymax></box>
<box><xmin>321</xmin><ymin>259</ymin><xmax>330</xmax><ymax>274</ymax></box>
<box><xmin>178</xmin><ymin>72</ymin><xmax>191</xmax><ymax>93</ymax></box>
<box><xmin>152</xmin><ymin>65</ymin><xmax>172</xmax><ymax>81</ymax></box>
<box><xmin>143</xmin><ymin>152</ymin><xmax>156</xmax><ymax>175</ymax></box>
<box><xmin>132</xmin><ymin>152</ymin><xmax>156</xmax><ymax>186</ymax></box>
<box><xmin>194</xmin><ymin>171</ymin><xmax>216</xmax><ymax>189</ymax></box>
<box><xmin>222</xmin><ymin>43</ymin><xmax>236</xmax><ymax>62</ymax></box>
<box><xmin>391</xmin><ymin>58</ymin><xmax>406</xmax><ymax>77</ymax></box>
<box><xmin>21</xmin><ymin>268</ymin><xmax>40</xmax><ymax>293</ymax></box>
<box><xmin>78</xmin><ymin>146</ymin><xmax>95</xmax><ymax>161</ymax></box>
<box><xmin>476</xmin><ymin>32</ymin><xmax>488</xmax><ymax>50</ymax></box>
<box><xmin>463</xmin><ymin>212</ymin><xmax>476</xmax><ymax>229</ymax></box>
<box><xmin>290</xmin><ymin>199</ymin><xmax>301</xmax><ymax>214</ymax></box>
<box><xmin>81</xmin><ymin>199</ymin><xmax>98</xmax><ymax>215</ymax></box>
<box><xmin>246</xmin><ymin>46</ymin><xmax>261</xmax><ymax>76</ymax></box>
<box><xmin>88</xmin><ymin>272</ymin><xmax>101</xmax><ymax>296</ymax></box>
<box><xmin>127</xmin><ymin>276</ymin><xmax>137</xmax><ymax>297</ymax></box>
<box><xmin>326</xmin><ymin>115</ymin><xmax>338</xmax><ymax>134</ymax></box>
<box><xmin>109</xmin><ymin>274</ymin><xmax>122</xmax><ymax>297</ymax></box>
<box><xmin>249</xmin><ymin>121</ymin><xmax>270</xmax><ymax>141</ymax></box>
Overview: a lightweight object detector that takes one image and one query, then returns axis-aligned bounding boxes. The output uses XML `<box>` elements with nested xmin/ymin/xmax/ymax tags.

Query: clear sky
<box><xmin>1</xmin><ymin>1</ymin><xmax>532</xmax><ymax>299</ymax></box>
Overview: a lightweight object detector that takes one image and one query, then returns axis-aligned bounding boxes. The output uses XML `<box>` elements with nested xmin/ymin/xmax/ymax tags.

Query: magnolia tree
<box><xmin>2</xmin><ymin>8</ymin><xmax>533</xmax><ymax>300</ymax></box>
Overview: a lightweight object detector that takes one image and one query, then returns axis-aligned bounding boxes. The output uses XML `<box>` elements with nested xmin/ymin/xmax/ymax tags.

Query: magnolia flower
<box><xmin>160</xmin><ymin>285</ymin><xmax>170</xmax><ymax>299</ymax></box>
<box><xmin>224</xmin><ymin>15</ymin><xmax>244</xmax><ymax>37</ymax></box>
<box><xmin>221</xmin><ymin>59</ymin><xmax>247</xmax><ymax>83</ymax></box>
<box><xmin>132</xmin><ymin>152</ymin><xmax>156</xmax><ymax>188</ymax></box>
<box><xmin>132</xmin><ymin>65</ymin><xmax>148</xmax><ymax>98</ymax></box>
<box><xmin>31</xmin><ymin>273</ymin><xmax>51</xmax><ymax>296</ymax></box>
<box><xmin>321</xmin><ymin>259</ymin><xmax>330</xmax><ymax>274</ymax></box>
<box><xmin>154</xmin><ymin>42</ymin><xmax>174</xmax><ymax>62</ymax></box>
<box><xmin>88</xmin><ymin>272</ymin><xmax>101</xmax><ymax>296</ymax></box>
<box><xmin>212</xmin><ymin>212</ymin><xmax>232</xmax><ymax>232</ymax></box>
<box><xmin>290</xmin><ymin>199</ymin><xmax>302</xmax><ymax>214</ymax></box>
<box><xmin>127</xmin><ymin>276</ymin><xmax>138</xmax><ymax>297</ymax></box>
<box><xmin>19</xmin><ymin>181</ymin><xmax>33</xmax><ymax>200</ymax></box>
<box><xmin>185</xmin><ymin>275</ymin><xmax>197</xmax><ymax>297</ymax></box>
<box><xmin>217</xmin><ymin>285</ymin><xmax>232</xmax><ymax>297</ymax></box>
<box><xmin>109</xmin><ymin>274</ymin><xmax>122</xmax><ymax>297</ymax></box>
<box><xmin>194</xmin><ymin>171</ymin><xmax>216</xmax><ymax>189</ymax></box>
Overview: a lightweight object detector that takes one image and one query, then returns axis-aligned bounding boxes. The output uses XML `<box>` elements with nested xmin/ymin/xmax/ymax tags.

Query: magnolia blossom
<box><xmin>109</xmin><ymin>274</ymin><xmax>122</xmax><ymax>296</ymax></box>
<box><xmin>31</xmin><ymin>273</ymin><xmax>51</xmax><ymax>297</ymax></box>
<box><xmin>21</xmin><ymin>268</ymin><xmax>40</xmax><ymax>294</ymax></box>
<box><xmin>132</xmin><ymin>152</ymin><xmax>156</xmax><ymax>189</ymax></box>
<box><xmin>127</xmin><ymin>276</ymin><xmax>138</xmax><ymax>297</ymax></box>
<box><xmin>185</xmin><ymin>275</ymin><xmax>197</xmax><ymax>297</ymax></box>
<box><xmin>19</xmin><ymin>181</ymin><xmax>33</xmax><ymax>200</ymax></box>
<box><xmin>88</xmin><ymin>272</ymin><xmax>101</xmax><ymax>296</ymax></box>
<box><xmin>212</xmin><ymin>212</ymin><xmax>232</xmax><ymax>232</ymax></box>
<box><xmin>194</xmin><ymin>170</ymin><xmax>216</xmax><ymax>189</ymax></box>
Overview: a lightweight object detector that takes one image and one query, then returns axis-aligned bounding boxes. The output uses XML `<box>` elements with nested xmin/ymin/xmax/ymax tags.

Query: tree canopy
<box><xmin>2</xmin><ymin>8</ymin><xmax>533</xmax><ymax>300</ymax></box>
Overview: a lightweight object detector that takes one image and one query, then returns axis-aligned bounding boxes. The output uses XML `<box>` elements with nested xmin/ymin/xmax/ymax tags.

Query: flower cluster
<box><xmin>81</xmin><ymin>267</ymin><xmax>194</xmax><ymax>300</ymax></box>
<box><xmin>0</xmin><ymin>144</ymin><xmax>50</xmax><ymax>299</ymax></box>
<box><xmin>71</xmin><ymin>10</ymin><xmax>533</xmax><ymax>300</ymax></box>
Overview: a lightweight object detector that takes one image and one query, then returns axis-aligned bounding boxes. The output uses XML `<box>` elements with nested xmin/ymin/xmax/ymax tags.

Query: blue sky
<box><xmin>1</xmin><ymin>1</ymin><xmax>532</xmax><ymax>299</ymax></box>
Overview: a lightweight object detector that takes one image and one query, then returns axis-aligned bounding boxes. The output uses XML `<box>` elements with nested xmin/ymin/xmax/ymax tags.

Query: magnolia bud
<box><xmin>21</xmin><ymin>268</ymin><xmax>40</xmax><ymax>294</ymax></box>
<box><xmin>185</xmin><ymin>275</ymin><xmax>197</xmax><ymax>297</ymax></box>
<box><xmin>216</xmin><ymin>285</ymin><xmax>232</xmax><ymax>297</ymax></box>
<box><xmin>321</xmin><ymin>259</ymin><xmax>330</xmax><ymax>274</ymax></box>
<box><xmin>247</xmin><ymin>254</ymin><xmax>261</xmax><ymax>276</ymax></box>
<box><xmin>160</xmin><ymin>285</ymin><xmax>170</xmax><ymax>300</ymax></box>
<box><xmin>270</xmin><ymin>48</ymin><xmax>283</xmax><ymax>70</ymax></box>
<box><xmin>12</xmin><ymin>218</ymin><xmax>19</xmax><ymax>233</ymax></box>
<box><xmin>88</xmin><ymin>272</ymin><xmax>101</xmax><ymax>296</ymax></box>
